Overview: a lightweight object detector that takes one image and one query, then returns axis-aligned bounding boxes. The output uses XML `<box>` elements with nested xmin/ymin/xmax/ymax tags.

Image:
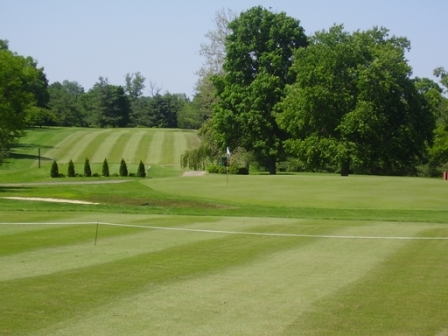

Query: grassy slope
<box><xmin>1</xmin><ymin>127</ymin><xmax>448</xmax><ymax>335</ymax></box>
<box><xmin>0</xmin><ymin>127</ymin><xmax>199</xmax><ymax>182</ymax></box>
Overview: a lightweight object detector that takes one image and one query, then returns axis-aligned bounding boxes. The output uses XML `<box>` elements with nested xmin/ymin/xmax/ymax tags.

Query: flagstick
<box><xmin>94</xmin><ymin>222</ymin><xmax>99</xmax><ymax>245</ymax></box>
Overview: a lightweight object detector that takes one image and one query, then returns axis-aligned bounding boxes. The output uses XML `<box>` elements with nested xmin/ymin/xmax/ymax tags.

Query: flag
<box><xmin>226</xmin><ymin>147</ymin><xmax>231</xmax><ymax>156</ymax></box>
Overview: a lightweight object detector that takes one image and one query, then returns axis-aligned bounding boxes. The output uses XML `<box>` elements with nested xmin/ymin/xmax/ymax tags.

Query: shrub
<box><xmin>50</xmin><ymin>160</ymin><xmax>59</xmax><ymax>178</ymax></box>
<box><xmin>67</xmin><ymin>160</ymin><xmax>75</xmax><ymax>177</ymax></box>
<box><xmin>119</xmin><ymin>158</ymin><xmax>128</xmax><ymax>177</ymax></box>
<box><xmin>219</xmin><ymin>166</ymin><xmax>227</xmax><ymax>174</ymax></box>
<box><xmin>102</xmin><ymin>158</ymin><xmax>109</xmax><ymax>177</ymax></box>
<box><xmin>84</xmin><ymin>158</ymin><xmax>92</xmax><ymax>177</ymax></box>
<box><xmin>206</xmin><ymin>165</ymin><xmax>219</xmax><ymax>173</ymax></box>
<box><xmin>92</xmin><ymin>173</ymin><xmax>100</xmax><ymax>177</ymax></box>
<box><xmin>136</xmin><ymin>160</ymin><xmax>146</xmax><ymax>177</ymax></box>
<box><xmin>228</xmin><ymin>166</ymin><xmax>239</xmax><ymax>174</ymax></box>
<box><xmin>129</xmin><ymin>172</ymin><xmax>136</xmax><ymax>177</ymax></box>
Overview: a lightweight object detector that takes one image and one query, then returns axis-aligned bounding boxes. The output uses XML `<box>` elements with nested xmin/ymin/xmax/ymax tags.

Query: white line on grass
<box><xmin>1</xmin><ymin>221</ymin><xmax>448</xmax><ymax>240</ymax></box>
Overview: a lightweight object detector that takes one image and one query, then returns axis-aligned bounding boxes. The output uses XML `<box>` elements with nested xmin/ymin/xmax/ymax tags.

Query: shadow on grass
<box><xmin>0</xmin><ymin>186</ymin><xmax>33</xmax><ymax>193</ymax></box>
<box><xmin>8</xmin><ymin>152</ymin><xmax>52</xmax><ymax>161</ymax></box>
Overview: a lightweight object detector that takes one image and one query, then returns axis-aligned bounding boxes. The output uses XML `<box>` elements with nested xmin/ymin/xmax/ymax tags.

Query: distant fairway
<box><xmin>1</xmin><ymin>127</ymin><xmax>199</xmax><ymax>181</ymax></box>
<box><xmin>37</xmin><ymin>127</ymin><xmax>198</xmax><ymax>166</ymax></box>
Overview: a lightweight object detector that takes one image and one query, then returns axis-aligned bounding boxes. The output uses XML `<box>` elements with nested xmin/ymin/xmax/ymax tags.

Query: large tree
<box><xmin>211</xmin><ymin>6</ymin><xmax>308</xmax><ymax>174</ymax></box>
<box><xmin>278</xmin><ymin>25</ymin><xmax>435</xmax><ymax>175</ymax></box>
<box><xmin>0</xmin><ymin>40</ymin><xmax>49</xmax><ymax>164</ymax></box>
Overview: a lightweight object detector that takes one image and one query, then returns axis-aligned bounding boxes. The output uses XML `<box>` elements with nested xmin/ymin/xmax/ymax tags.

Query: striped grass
<box><xmin>1</xmin><ymin>214</ymin><xmax>448</xmax><ymax>335</ymax></box>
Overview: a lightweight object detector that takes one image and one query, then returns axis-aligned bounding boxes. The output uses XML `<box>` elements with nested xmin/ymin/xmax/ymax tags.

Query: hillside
<box><xmin>0</xmin><ymin>127</ymin><xmax>200</xmax><ymax>182</ymax></box>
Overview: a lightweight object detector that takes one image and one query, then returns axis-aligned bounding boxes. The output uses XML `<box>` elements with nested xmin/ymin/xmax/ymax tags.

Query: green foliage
<box><xmin>67</xmin><ymin>160</ymin><xmax>75</xmax><ymax>177</ymax></box>
<box><xmin>84</xmin><ymin>158</ymin><xmax>92</xmax><ymax>177</ymax></box>
<box><xmin>0</xmin><ymin>43</ymin><xmax>49</xmax><ymax>164</ymax></box>
<box><xmin>119</xmin><ymin>158</ymin><xmax>128</xmax><ymax>177</ymax></box>
<box><xmin>102</xmin><ymin>158</ymin><xmax>109</xmax><ymax>177</ymax></box>
<box><xmin>278</xmin><ymin>25</ymin><xmax>435</xmax><ymax>176</ymax></box>
<box><xmin>136</xmin><ymin>160</ymin><xmax>146</xmax><ymax>178</ymax></box>
<box><xmin>48</xmin><ymin>80</ymin><xmax>86</xmax><ymax>127</ymax></box>
<box><xmin>50</xmin><ymin>160</ymin><xmax>59</xmax><ymax>178</ymax></box>
<box><xmin>211</xmin><ymin>6</ymin><xmax>308</xmax><ymax>174</ymax></box>
<box><xmin>87</xmin><ymin>77</ymin><xmax>130</xmax><ymax>128</ymax></box>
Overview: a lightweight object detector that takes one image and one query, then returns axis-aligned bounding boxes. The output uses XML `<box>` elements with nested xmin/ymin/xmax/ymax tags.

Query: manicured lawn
<box><xmin>0</xmin><ymin>127</ymin><xmax>448</xmax><ymax>335</ymax></box>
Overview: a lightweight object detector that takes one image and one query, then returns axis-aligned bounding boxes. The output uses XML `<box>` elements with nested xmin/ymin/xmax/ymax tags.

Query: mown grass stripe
<box><xmin>147</xmin><ymin>130</ymin><xmax>165</xmax><ymax>164</ymax></box>
<box><xmin>72</xmin><ymin>129</ymin><xmax>115</xmax><ymax>163</ymax></box>
<box><xmin>134</xmin><ymin>130</ymin><xmax>155</xmax><ymax>164</ymax></box>
<box><xmin>59</xmin><ymin>129</ymin><xmax>113</xmax><ymax>163</ymax></box>
<box><xmin>106</xmin><ymin>131</ymin><xmax>133</xmax><ymax>164</ymax></box>
<box><xmin>89</xmin><ymin>129</ymin><xmax>129</xmax><ymax>163</ymax></box>
<box><xmin>123</xmin><ymin>130</ymin><xmax>148</xmax><ymax>164</ymax></box>
<box><xmin>41</xmin><ymin>129</ymin><xmax>92</xmax><ymax>164</ymax></box>
<box><xmin>160</xmin><ymin>130</ymin><xmax>175</xmax><ymax>165</ymax></box>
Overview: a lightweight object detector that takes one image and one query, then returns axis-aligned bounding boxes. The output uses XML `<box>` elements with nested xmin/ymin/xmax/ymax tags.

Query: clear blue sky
<box><xmin>2</xmin><ymin>0</ymin><xmax>447</xmax><ymax>97</ymax></box>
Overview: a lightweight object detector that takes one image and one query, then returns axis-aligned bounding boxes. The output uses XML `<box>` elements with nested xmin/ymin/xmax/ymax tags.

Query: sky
<box><xmin>2</xmin><ymin>0</ymin><xmax>447</xmax><ymax>98</ymax></box>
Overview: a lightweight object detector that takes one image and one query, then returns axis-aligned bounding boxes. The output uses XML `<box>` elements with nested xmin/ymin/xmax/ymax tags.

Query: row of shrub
<box><xmin>206</xmin><ymin>165</ymin><xmax>249</xmax><ymax>175</ymax></box>
<box><xmin>50</xmin><ymin>158</ymin><xmax>146</xmax><ymax>178</ymax></box>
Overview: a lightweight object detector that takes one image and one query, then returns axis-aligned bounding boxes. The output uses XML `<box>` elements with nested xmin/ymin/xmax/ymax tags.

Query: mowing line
<box><xmin>1</xmin><ymin>222</ymin><xmax>448</xmax><ymax>240</ymax></box>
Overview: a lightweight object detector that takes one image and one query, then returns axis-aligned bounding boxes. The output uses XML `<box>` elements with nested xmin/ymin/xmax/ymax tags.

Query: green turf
<box><xmin>1</xmin><ymin>127</ymin><xmax>448</xmax><ymax>335</ymax></box>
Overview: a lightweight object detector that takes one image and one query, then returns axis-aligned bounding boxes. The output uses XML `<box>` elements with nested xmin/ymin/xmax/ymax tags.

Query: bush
<box><xmin>84</xmin><ymin>158</ymin><xmax>91</xmax><ymax>177</ymax></box>
<box><xmin>102</xmin><ymin>158</ymin><xmax>109</xmax><ymax>177</ymax></box>
<box><xmin>219</xmin><ymin>166</ymin><xmax>227</xmax><ymax>174</ymax></box>
<box><xmin>50</xmin><ymin>160</ymin><xmax>59</xmax><ymax>178</ymax></box>
<box><xmin>92</xmin><ymin>173</ymin><xmax>100</xmax><ymax>177</ymax></box>
<box><xmin>206</xmin><ymin>165</ymin><xmax>219</xmax><ymax>173</ymax></box>
<box><xmin>119</xmin><ymin>158</ymin><xmax>128</xmax><ymax>177</ymax></box>
<box><xmin>136</xmin><ymin>160</ymin><xmax>146</xmax><ymax>177</ymax></box>
<box><xmin>129</xmin><ymin>172</ymin><xmax>136</xmax><ymax>177</ymax></box>
<box><xmin>228</xmin><ymin>166</ymin><xmax>239</xmax><ymax>174</ymax></box>
<box><xmin>67</xmin><ymin>160</ymin><xmax>75</xmax><ymax>177</ymax></box>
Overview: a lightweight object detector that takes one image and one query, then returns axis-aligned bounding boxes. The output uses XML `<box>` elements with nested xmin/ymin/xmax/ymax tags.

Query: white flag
<box><xmin>226</xmin><ymin>147</ymin><xmax>231</xmax><ymax>156</ymax></box>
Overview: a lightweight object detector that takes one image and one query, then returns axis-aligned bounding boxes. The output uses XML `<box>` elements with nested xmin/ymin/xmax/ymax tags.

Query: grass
<box><xmin>0</xmin><ymin>127</ymin><xmax>448</xmax><ymax>335</ymax></box>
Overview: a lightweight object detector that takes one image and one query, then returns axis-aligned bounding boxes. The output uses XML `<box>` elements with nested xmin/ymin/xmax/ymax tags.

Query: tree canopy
<box><xmin>277</xmin><ymin>25</ymin><xmax>435</xmax><ymax>175</ymax></box>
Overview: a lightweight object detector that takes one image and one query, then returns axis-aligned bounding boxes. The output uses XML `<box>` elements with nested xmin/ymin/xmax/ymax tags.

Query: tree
<box><xmin>434</xmin><ymin>67</ymin><xmax>448</xmax><ymax>93</ymax></box>
<box><xmin>48</xmin><ymin>80</ymin><xmax>86</xmax><ymax>126</ymax></box>
<box><xmin>119</xmin><ymin>158</ymin><xmax>128</xmax><ymax>177</ymax></box>
<box><xmin>102</xmin><ymin>158</ymin><xmax>109</xmax><ymax>177</ymax></box>
<box><xmin>0</xmin><ymin>40</ymin><xmax>49</xmax><ymax>164</ymax></box>
<box><xmin>84</xmin><ymin>158</ymin><xmax>92</xmax><ymax>177</ymax></box>
<box><xmin>124</xmin><ymin>72</ymin><xmax>146</xmax><ymax>126</ymax></box>
<box><xmin>86</xmin><ymin>77</ymin><xmax>130</xmax><ymax>128</ymax></box>
<box><xmin>51</xmin><ymin>160</ymin><xmax>59</xmax><ymax>178</ymax></box>
<box><xmin>211</xmin><ymin>6</ymin><xmax>308</xmax><ymax>174</ymax></box>
<box><xmin>67</xmin><ymin>160</ymin><xmax>75</xmax><ymax>177</ymax></box>
<box><xmin>278</xmin><ymin>25</ymin><xmax>435</xmax><ymax>175</ymax></box>
<box><xmin>136</xmin><ymin>160</ymin><xmax>146</xmax><ymax>177</ymax></box>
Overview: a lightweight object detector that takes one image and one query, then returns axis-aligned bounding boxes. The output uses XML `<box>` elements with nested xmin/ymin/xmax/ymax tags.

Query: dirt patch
<box><xmin>2</xmin><ymin>197</ymin><xmax>99</xmax><ymax>205</ymax></box>
<box><xmin>182</xmin><ymin>171</ymin><xmax>207</xmax><ymax>177</ymax></box>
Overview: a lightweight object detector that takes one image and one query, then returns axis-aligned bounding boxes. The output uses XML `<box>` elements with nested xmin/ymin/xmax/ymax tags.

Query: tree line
<box><xmin>2</xmin><ymin>6</ymin><xmax>448</xmax><ymax>176</ymax></box>
<box><xmin>191</xmin><ymin>7</ymin><xmax>448</xmax><ymax>176</ymax></box>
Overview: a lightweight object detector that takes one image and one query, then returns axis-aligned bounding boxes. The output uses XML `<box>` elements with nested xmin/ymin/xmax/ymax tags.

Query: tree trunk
<box><xmin>340</xmin><ymin>159</ymin><xmax>350</xmax><ymax>176</ymax></box>
<box><xmin>268</xmin><ymin>156</ymin><xmax>276</xmax><ymax>175</ymax></box>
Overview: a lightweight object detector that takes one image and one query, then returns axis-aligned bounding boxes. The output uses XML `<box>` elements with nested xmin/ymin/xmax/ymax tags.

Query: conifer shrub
<box><xmin>67</xmin><ymin>160</ymin><xmax>75</xmax><ymax>177</ymax></box>
<box><xmin>102</xmin><ymin>158</ymin><xmax>109</xmax><ymax>177</ymax></box>
<box><xmin>136</xmin><ymin>160</ymin><xmax>146</xmax><ymax>177</ymax></box>
<box><xmin>50</xmin><ymin>160</ymin><xmax>59</xmax><ymax>178</ymax></box>
<box><xmin>84</xmin><ymin>158</ymin><xmax>92</xmax><ymax>177</ymax></box>
<box><xmin>119</xmin><ymin>158</ymin><xmax>128</xmax><ymax>177</ymax></box>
